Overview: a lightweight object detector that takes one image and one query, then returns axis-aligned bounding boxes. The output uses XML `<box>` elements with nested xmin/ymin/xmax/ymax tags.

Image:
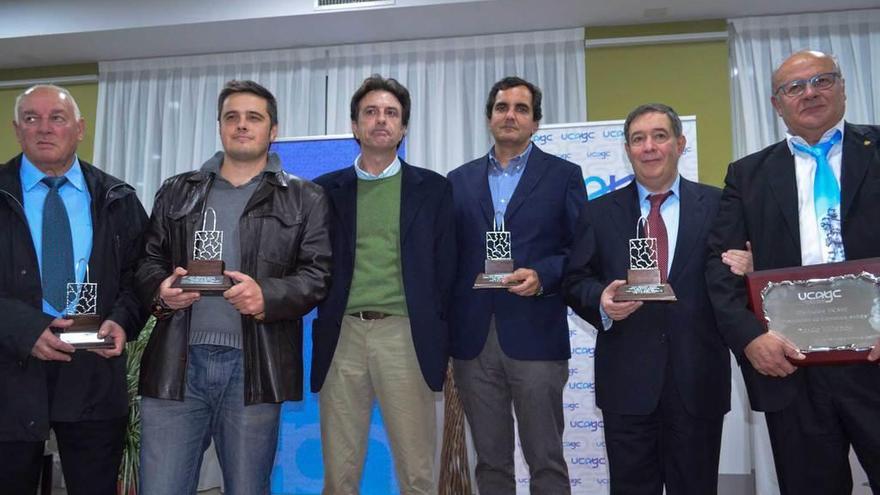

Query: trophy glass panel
<box><xmin>629</xmin><ymin>237</ymin><xmax>658</xmax><ymax>270</ymax></box>
<box><xmin>194</xmin><ymin>230</ymin><xmax>223</xmax><ymax>261</ymax></box>
<box><xmin>66</xmin><ymin>282</ymin><xmax>97</xmax><ymax>316</ymax></box>
<box><xmin>486</xmin><ymin>231</ymin><xmax>512</xmax><ymax>260</ymax></box>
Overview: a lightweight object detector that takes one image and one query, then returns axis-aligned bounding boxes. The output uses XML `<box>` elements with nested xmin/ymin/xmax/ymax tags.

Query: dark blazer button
<box><xmin>20</xmin><ymin>269</ymin><xmax>27</xmax><ymax>276</ymax></box>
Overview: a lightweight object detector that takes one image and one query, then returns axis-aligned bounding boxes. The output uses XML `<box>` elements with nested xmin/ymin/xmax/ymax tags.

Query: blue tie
<box><xmin>792</xmin><ymin>130</ymin><xmax>844</xmax><ymax>262</ymax></box>
<box><xmin>41</xmin><ymin>176</ymin><xmax>75</xmax><ymax>312</ymax></box>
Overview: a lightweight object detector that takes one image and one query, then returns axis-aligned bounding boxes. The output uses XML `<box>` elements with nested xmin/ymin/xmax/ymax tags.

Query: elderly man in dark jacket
<box><xmin>135</xmin><ymin>80</ymin><xmax>331</xmax><ymax>495</ymax></box>
<box><xmin>0</xmin><ymin>84</ymin><xmax>148</xmax><ymax>495</ymax></box>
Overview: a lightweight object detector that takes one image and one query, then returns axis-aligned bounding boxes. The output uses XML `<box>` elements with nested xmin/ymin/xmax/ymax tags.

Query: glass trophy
<box><xmin>58</xmin><ymin>260</ymin><xmax>114</xmax><ymax>349</ymax></box>
<box><xmin>474</xmin><ymin>213</ymin><xmax>517</xmax><ymax>289</ymax></box>
<box><xmin>172</xmin><ymin>207</ymin><xmax>233</xmax><ymax>293</ymax></box>
<box><xmin>613</xmin><ymin>217</ymin><xmax>676</xmax><ymax>302</ymax></box>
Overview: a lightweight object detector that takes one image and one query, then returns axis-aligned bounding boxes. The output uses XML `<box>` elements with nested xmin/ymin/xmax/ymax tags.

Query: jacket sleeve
<box><xmin>705</xmin><ymin>162</ymin><xmax>765</xmax><ymax>357</ymax></box>
<box><xmin>531</xmin><ymin>165</ymin><xmax>588</xmax><ymax>295</ymax></box>
<box><xmin>434</xmin><ymin>180</ymin><xmax>457</xmax><ymax>320</ymax></box>
<box><xmin>105</xmin><ymin>194</ymin><xmax>151</xmax><ymax>340</ymax></box>
<box><xmin>0</xmin><ymin>298</ymin><xmax>54</xmax><ymax>361</ymax></box>
<box><xmin>135</xmin><ymin>181</ymin><xmax>176</xmax><ymax>316</ymax></box>
<box><xmin>260</xmin><ymin>186</ymin><xmax>332</xmax><ymax>322</ymax></box>
<box><xmin>561</xmin><ymin>203</ymin><xmax>605</xmax><ymax>330</ymax></box>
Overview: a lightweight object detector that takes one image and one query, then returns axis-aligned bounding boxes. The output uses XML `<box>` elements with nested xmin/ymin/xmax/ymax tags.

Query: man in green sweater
<box><xmin>312</xmin><ymin>75</ymin><xmax>456</xmax><ymax>494</ymax></box>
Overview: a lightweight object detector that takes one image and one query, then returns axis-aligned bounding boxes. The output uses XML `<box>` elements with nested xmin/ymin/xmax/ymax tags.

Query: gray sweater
<box><xmin>188</xmin><ymin>152</ymin><xmax>281</xmax><ymax>349</ymax></box>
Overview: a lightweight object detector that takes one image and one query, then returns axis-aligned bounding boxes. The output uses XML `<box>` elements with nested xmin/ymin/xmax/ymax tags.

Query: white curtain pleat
<box><xmin>96</xmin><ymin>29</ymin><xmax>585</xmax><ymax>209</ymax></box>
<box><xmin>326</xmin><ymin>28</ymin><xmax>586</xmax><ymax>175</ymax></box>
<box><xmin>95</xmin><ymin>48</ymin><xmax>328</xmax><ymax>210</ymax></box>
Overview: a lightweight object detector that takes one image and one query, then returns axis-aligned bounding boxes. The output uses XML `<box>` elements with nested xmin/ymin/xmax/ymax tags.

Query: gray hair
<box><xmin>14</xmin><ymin>84</ymin><xmax>82</xmax><ymax>124</ymax></box>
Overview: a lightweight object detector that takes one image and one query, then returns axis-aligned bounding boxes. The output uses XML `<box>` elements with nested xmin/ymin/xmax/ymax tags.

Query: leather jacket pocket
<box><xmin>255</xmin><ymin>210</ymin><xmax>302</xmax><ymax>277</ymax></box>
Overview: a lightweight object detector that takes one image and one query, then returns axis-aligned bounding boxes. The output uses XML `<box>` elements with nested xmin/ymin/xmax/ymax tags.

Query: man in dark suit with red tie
<box><xmin>706</xmin><ymin>50</ymin><xmax>880</xmax><ymax>494</ymax></box>
<box><xmin>564</xmin><ymin>103</ymin><xmax>731</xmax><ymax>495</ymax></box>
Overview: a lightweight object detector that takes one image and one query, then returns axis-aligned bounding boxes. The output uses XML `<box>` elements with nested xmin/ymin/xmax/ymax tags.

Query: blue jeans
<box><xmin>139</xmin><ymin>345</ymin><xmax>281</xmax><ymax>495</ymax></box>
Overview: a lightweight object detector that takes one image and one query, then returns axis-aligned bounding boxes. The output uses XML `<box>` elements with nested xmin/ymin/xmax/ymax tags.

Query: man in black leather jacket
<box><xmin>135</xmin><ymin>80</ymin><xmax>331</xmax><ymax>495</ymax></box>
<box><xmin>0</xmin><ymin>84</ymin><xmax>148</xmax><ymax>495</ymax></box>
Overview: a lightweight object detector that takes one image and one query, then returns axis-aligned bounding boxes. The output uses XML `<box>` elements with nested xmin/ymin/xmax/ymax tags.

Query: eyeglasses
<box><xmin>774</xmin><ymin>72</ymin><xmax>841</xmax><ymax>98</ymax></box>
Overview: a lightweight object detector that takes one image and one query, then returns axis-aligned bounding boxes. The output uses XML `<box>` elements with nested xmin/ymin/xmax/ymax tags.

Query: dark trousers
<box><xmin>764</xmin><ymin>364</ymin><xmax>880</xmax><ymax>495</ymax></box>
<box><xmin>0</xmin><ymin>417</ymin><xmax>127</xmax><ymax>495</ymax></box>
<box><xmin>454</xmin><ymin>323</ymin><xmax>570</xmax><ymax>495</ymax></box>
<box><xmin>602</xmin><ymin>365</ymin><xmax>723</xmax><ymax>495</ymax></box>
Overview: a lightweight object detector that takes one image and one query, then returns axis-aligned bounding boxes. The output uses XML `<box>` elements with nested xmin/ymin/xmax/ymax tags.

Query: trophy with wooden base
<box><xmin>474</xmin><ymin>214</ymin><xmax>517</xmax><ymax>289</ymax></box>
<box><xmin>57</xmin><ymin>261</ymin><xmax>114</xmax><ymax>349</ymax></box>
<box><xmin>613</xmin><ymin>217</ymin><xmax>676</xmax><ymax>302</ymax></box>
<box><xmin>172</xmin><ymin>207</ymin><xmax>233</xmax><ymax>294</ymax></box>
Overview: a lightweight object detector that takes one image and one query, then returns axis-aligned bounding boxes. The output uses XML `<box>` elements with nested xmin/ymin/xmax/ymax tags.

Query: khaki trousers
<box><xmin>320</xmin><ymin>315</ymin><xmax>437</xmax><ymax>495</ymax></box>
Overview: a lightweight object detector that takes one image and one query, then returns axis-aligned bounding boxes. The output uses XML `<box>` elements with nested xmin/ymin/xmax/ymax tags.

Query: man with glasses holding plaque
<box><xmin>135</xmin><ymin>80</ymin><xmax>331</xmax><ymax>494</ymax></box>
<box><xmin>448</xmin><ymin>76</ymin><xmax>586</xmax><ymax>494</ymax></box>
<box><xmin>0</xmin><ymin>85</ymin><xmax>148</xmax><ymax>494</ymax></box>
<box><xmin>706</xmin><ymin>50</ymin><xmax>880</xmax><ymax>493</ymax></box>
<box><xmin>563</xmin><ymin>103</ymin><xmax>731</xmax><ymax>495</ymax></box>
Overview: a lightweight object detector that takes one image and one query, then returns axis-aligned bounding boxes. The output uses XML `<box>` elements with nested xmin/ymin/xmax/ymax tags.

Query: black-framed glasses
<box><xmin>774</xmin><ymin>72</ymin><xmax>841</xmax><ymax>98</ymax></box>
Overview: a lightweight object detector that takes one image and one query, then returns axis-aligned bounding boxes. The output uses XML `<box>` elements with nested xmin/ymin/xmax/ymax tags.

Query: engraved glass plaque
<box><xmin>172</xmin><ymin>207</ymin><xmax>233</xmax><ymax>293</ymax></box>
<box><xmin>746</xmin><ymin>259</ymin><xmax>880</xmax><ymax>365</ymax></box>
<box><xmin>474</xmin><ymin>213</ymin><xmax>516</xmax><ymax>289</ymax></box>
<box><xmin>58</xmin><ymin>260</ymin><xmax>114</xmax><ymax>349</ymax></box>
<box><xmin>614</xmin><ymin>217</ymin><xmax>676</xmax><ymax>302</ymax></box>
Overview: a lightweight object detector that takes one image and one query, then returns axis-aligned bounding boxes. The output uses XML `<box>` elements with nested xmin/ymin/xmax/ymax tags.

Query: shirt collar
<box><xmin>20</xmin><ymin>154</ymin><xmax>86</xmax><ymax>193</ymax></box>
<box><xmin>489</xmin><ymin>143</ymin><xmax>533</xmax><ymax>175</ymax></box>
<box><xmin>353</xmin><ymin>154</ymin><xmax>401</xmax><ymax>181</ymax></box>
<box><xmin>200</xmin><ymin>151</ymin><xmax>282</xmax><ymax>177</ymax></box>
<box><xmin>636</xmin><ymin>174</ymin><xmax>681</xmax><ymax>205</ymax></box>
<box><xmin>785</xmin><ymin>118</ymin><xmax>845</xmax><ymax>155</ymax></box>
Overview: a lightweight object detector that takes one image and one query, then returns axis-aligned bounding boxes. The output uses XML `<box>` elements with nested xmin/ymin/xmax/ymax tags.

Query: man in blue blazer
<box><xmin>311</xmin><ymin>75</ymin><xmax>455</xmax><ymax>494</ymax></box>
<box><xmin>448</xmin><ymin>76</ymin><xmax>587</xmax><ymax>494</ymax></box>
<box><xmin>563</xmin><ymin>104</ymin><xmax>731</xmax><ymax>495</ymax></box>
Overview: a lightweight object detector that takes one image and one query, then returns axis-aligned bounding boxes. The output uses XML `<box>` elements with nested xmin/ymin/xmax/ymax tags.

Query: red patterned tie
<box><xmin>648</xmin><ymin>192</ymin><xmax>672</xmax><ymax>283</ymax></box>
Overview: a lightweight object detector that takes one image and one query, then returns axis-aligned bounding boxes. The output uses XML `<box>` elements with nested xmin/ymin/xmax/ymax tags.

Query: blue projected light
<box><xmin>269</xmin><ymin>135</ymin><xmax>404</xmax><ymax>495</ymax></box>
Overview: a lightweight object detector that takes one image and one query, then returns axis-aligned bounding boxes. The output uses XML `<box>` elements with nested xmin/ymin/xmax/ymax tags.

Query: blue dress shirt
<box><xmin>20</xmin><ymin>155</ymin><xmax>93</xmax><ymax>316</ymax></box>
<box><xmin>488</xmin><ymin>143</ymin><xmax>532</xmax><ymax>228</ymax></box>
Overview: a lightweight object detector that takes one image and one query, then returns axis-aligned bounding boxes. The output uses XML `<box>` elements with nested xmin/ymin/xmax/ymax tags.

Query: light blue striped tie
<box><xmin>792</xmin><ymin>130</ymin><xmax>844</xmax><ymax>262</ymax></box>
<box><xmin>41</xmin><ymin>176</ymin><xmax>75</xmax><ymax>312</ymax></box>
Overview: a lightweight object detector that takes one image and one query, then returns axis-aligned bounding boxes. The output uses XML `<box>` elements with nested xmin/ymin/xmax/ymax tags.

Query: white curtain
<box><xmin>728</xmin><ymin>9</ymin><xmax>880</xmax><ymax>495</ymax></box>
<box><xmin>729</xmin><ymin>9</ymin><xmax>880</xmax><ymax>159</ymax></box>
<box><xmin>95</xmin><ymin>47</ymin><xmax>328</xmax><ymax>210</ymax></box>
<box><xmin>325</xmin><ymin>28</ymin><xmax>586</xmax><ymax>175</ymax></box>
<box><xmin>95</xmin><ymin>28</ymin><xmax>586</xmax><ymax>210</ymax></box>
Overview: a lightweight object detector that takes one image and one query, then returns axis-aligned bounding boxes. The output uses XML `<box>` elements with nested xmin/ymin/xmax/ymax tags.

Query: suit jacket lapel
<box><xmin>668</xmin><ymin>178</ymin><xmax>706</xmax><ymax>283</ymax></box>
<box><xmin>612</xmin><ymin>181</ymin><xmax>641</xmax><ymax>246</ymax></box>
<box><xmin>400</xmin><ymin>161</ymin><xmax>427</xmax><ymax>241</ymax></box>
<box><xmin>840</xmin><ymin>123</ymin><xmax>875</xmax><ymax>221</ymax></box>
<box><xmin>472</xmin><ymin>156</ymin><xmax>495</xmax><ymax>228</ymax></box>
<box><xmin>505</xmin><ymin>147</ymin><xmax>549</xmax><ymax>224</ymax></box>
<box><xmin>329</xmin><ymin>168</ymin><xmax>358</xmax><ymax>260</ymax></box>
<box><xmin>766</xmin><ymin>143</ymin><xmax>801</xmax><ymax>253</ymax></box>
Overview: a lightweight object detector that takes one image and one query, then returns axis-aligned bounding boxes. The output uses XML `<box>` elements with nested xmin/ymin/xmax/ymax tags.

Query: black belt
<box><xmin>349</xmin><ymin>311</ymin><xmax>391</xmax><ymax>320</ymax></box>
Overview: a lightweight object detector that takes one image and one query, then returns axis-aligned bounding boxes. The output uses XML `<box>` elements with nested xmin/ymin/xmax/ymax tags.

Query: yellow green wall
<box><xmin>0</xmin><ymin>64</ymin><xmax>98</xmax><ymax>163</ymax></box>
<box><xmin>586</xmin><ymin>20</ymin><xmax>732</xmax><ymax>187</ymax></box>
